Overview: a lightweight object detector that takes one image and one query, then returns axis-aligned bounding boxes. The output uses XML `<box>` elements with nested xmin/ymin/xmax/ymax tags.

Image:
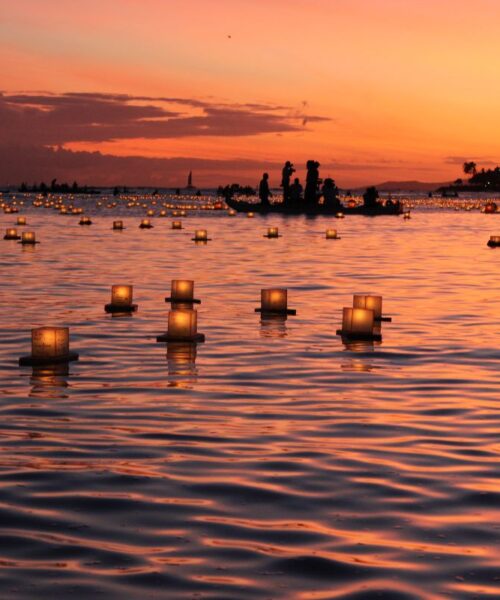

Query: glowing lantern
<box><xmin>353</xmin><ymin>294</ymin><xmax>383</xmax><ymax>320</ymax></box>
<box><xmin>17</xmin><ymin>216</ymin><xmax>26</xmax><ymax>225</ymax></box>
<box><xmin>113</xmin><ymin>220</ymin><xmax>124</xmax><ymax>230</ymax></box>
<box><xmin>166</xmin><ymin>279</ymin><xmax>200</xmax><ymax>304</ymax></box>
<box><xmin>325</xmin><ymin>229</ymin><xmax>338</xmax><ymax>239</ymax></box>
<box><xmin>228</xmin><ymin>209</ymin><xmax>236</xmax><ymax>216</ymax></box>
<box><xmin>335</xmin><ymin>212</ymin><xmax>345</xmax><ymax>219</ymax></box>
<box><xmin>105</xmin><ymin>285</ymin><xmax>137</xmax><ymax>313</ymax></box>
<box><xmin>337</xmin><ymin>307</ymin><xmax>381</xmax><ymax>340</ymax></box>
<box><xmin>403</xmin><ymin>212</ymin><xmax>411</xmax><ymax>220</ymax></box>
<box><xmin>147</xmin><ymin>209</ymin><xmax>154</xmax><ymax>217</ymax></box>
<box><xmin>247</xmin><ymin>212</ymin><xmax>254</xmax><ymax>218</ymax></box>
<box><xmin>193</xmin><ymin>229</ymin><xmax>210</xmax><ymax>242</ymax></box>
<box><xmin>487</xmin><ymin>235</ymin><xmax>500</xmax><ymax>247</ymax></box>
<box><xmin>265</xmin><ymin>227</ymin><xmax>280</xmax><ymax>238</ymax></box>
<box><xmin>172</xmin><ymin>221</ymin><xmax>183</xmax><ymax>229</ymax></box>
<box><xmin>157</xmin><ymin>309</ymin><xmax>205</xmax><ymax>343</ymax></box>
<box><xmin>257</xmin><ymin>288</ymin><xmax>296</xmax><ymax>315</ymax></box>
<box><xmin>20</xmin><ymin>231</ymin><xmax>39</xmax><ymax>244</ymax></box>
<box><xmin>159</xmin><ymin>210</ymin><xmax>167</xmax><ymax>217</ymax></box>
<box><xmin>19</xmin><ymin>327</ymin><xmax>79</xmax><ymax>366</ymax></box>
<box><xmin>79</xmin><ymin>216</ymin><xmax>92</xmax><ymax>225</ymax></box>
<box><xmin>4</xmin><ymin>228</ymin><xmax>20</xmax><ymax>240</ymax></box>
<box><xmin>139</xmin><ymin>219</ymin><xmax>153</xmax><ymax>228</ymax></box>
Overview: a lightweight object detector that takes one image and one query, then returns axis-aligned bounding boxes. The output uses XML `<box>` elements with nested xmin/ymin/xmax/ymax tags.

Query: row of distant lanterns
<box><xmin>18</xmin><ymin>283</ymin><xmax>391</xmax><ymax>366</ymax></box>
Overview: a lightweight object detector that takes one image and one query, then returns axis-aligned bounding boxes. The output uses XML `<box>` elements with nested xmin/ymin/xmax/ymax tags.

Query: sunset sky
<box><xmin>1</xmin><ymin>0</ymin><xmax>499</xmax><ymax>188</ymax></box>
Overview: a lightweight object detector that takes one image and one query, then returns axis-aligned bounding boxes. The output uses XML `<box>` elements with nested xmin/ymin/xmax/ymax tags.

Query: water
<box><xmin>0</xmin><ymin>196</ymin><xmax>499</xmax><ymax>599</ymax></box>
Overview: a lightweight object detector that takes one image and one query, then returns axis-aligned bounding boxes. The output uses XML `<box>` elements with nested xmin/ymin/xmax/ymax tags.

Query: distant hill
<box><xmin>352</xmin><ymin>180</ymin><xmax>451</xmax><ymax>193</ymax></box>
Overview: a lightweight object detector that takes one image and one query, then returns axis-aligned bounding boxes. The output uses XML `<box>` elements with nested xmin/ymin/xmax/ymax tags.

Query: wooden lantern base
<box><xmin>19</xmin><ymin>351</ymin><xmax>79</xmax><ymax>366</ymax></box>
<box><xmin>255</xmin><ymin>308</ymin><xmax>297</xmax><ymax>316</ymax></box>
<box><xmin>326</xmin><ymin>236</ymin><xmax>341</xmax><ymax>240</ymax></box>
<box><xmin>336</xmin><ymin>329</ymin><xmax>382</xmax><ymax>341</ymax></box>
<box><xmin>165</xmin><ymin>298</ymin><xmax>201</xmax><ymax>304</ymax></box>
<box><xmin>113</xmin><ymin>227</ymin><xmax>126</xmax><ymax>230</ymax></box>
<box><xmin>4</xmin><ymin>235</ymin><xmax>21</xmax><ymax>240</ymax></box>
<box><xmin>192</xmin><ymin>238</ymin><xmax>211</xmax><ymax>242</ymax></box>
<box><xmin>376</xmin><ymin>316</ymin><xmax>392</xmax><ymax>322</ymax></box>
<box><xmin>105</xmin><ymin>303</ymin><xmax>138</xmax><ymax>313</ymax></box>
<box><xmin>263</xmin><ymin>235</ymin><xmax>282</xmax><ymax>238</ymax></box>
<box><xmin>156</xmin><ymin>333</ymin><xmax>205</xmax><ymax>343</ymax></box>
<box><xmin>79</xmin><ymin>222</ymin><xmax>92</xmax><ymax>226</ymax></box>
<box><xmin>18</xmin><ymin>241</ymin><xmax>40</xmax><ymax>245</ymax></box>
<box><xmin>487</xmin><ymin>240</ymin><xmax>500</xmax><ymax>247</ymax></box>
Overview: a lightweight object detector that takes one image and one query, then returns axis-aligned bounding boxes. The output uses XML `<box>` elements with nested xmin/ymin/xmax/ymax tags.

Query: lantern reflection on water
<box><xmin>19</xmin><ymin>327</ymin><xmax>79</xmax><ymax>366</ymax></box>
<box><xmin>256</xmin><ymin>288</ymin><xmax>296</xmax><ymax>315</ymax></box>
<box><xmin>157</xmin><ymin>309</ymin><xmax>205</xmax><ymax>343</ymax></box>
<box><xmin>166</xmin><ymin>280</ymin><xmax>200</xmax><ymax>304</ymax></box>
<box><xmin>336</xmin><ymin>307</ymin><xmax>381</xmax><ymax>341</ymax></box>
<box><xmin>4</xmin><ymin>228</ymin><xmax>20</xmax><ymax>240</ymax></box>
<box><xmin>105</xmin><ymin>285</ymin><xmax>138</xmax><ymax>313</ymax></box>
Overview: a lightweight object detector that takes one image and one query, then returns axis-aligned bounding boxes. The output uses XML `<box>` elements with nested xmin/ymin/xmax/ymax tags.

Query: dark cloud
<box><xmin>445</xmin><ymin>156</ymin><xmax>497</xmax><ymax>166</ymax></box>
<box><xmin>0</xmin><ymin>91</ymin><xmax>328</xmax><ymax>145</ymax></box>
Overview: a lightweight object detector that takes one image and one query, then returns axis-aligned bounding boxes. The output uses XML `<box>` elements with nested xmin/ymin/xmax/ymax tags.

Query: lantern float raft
<box><xmin>17</xmin><ymin>216</ymin><xmax>27</xmax><ymax>226</ymax></box>
<box><xmin>19</xmin><ymin>327</ymin><xmax>79</xmax><ymax>366</ymax></box>
<box><xmin>172</xmin><ymin>221</ymin><xmax>183</xmax><ymax>229</ymax></box>
<box><xmin>487</xmin><ymin>235</ymin><xmax>500</xmax><ymax>248</ymax></box>
<box><xmin>4</xmin><ymin>228</ymin><xmax>21</xmax><ymax>240</ymax></box>
<box><xmin>113</xmin><ymin>220</ymin><xmax>125</xmax><ymax>230</ymax></box>
<box><xmin>165</xmin><ymin>280</ymin><xmax>201</xmax><ymax>304</ymax></box>
<box><xmin>256</xmin><ymin>289</ymin><xmax>296</xmax><ymax>316</ymax></box>
<box><xmin>79</xmin><ymin>216</ymin><xmax>92</xmax><ymax>225</ymax></box>
<box><xmin>105</xmin><ymin>285</ymin><xmax>138</xmax><ymax>313</ymax></box>
<box><xmin>157</xmin><ymin>309</ymin><xmax>205</xmax><ymax>343</ymax></box>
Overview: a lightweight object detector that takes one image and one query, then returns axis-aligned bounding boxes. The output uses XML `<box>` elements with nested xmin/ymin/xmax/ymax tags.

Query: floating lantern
<box><xmin>487</xmin><ymin>235</ymin><xmax>500</xmax><ymax>247</ymax></box>
<box><xmin>4</xmin><ymin>227</ymin><xmax>20</xmax><ymax>240</ymax></box>
<box><xmin>264</xmin><ymin>227</ymin><xmax>281</xmax><ymax>238</ymax></box>
<box><xmin>172</xmin><ymin>221</ymin><xmax>183</xmax><ymax>229</ymax></box>
<box><xmin>228</xmin><ymin>209</ymin><xmax>236</xmax><ymax>216</ymax></box>
<box><xmin>335</xmin><ymin>212</ymin><xmax>345</xmax><ymax>219</ymax></box>
<box><xmin>139</xmin><ymin>219</ymin><xmax>153</xmax><ymax>229</ymax></box>
<box><xmin>19</xmin><ymin>327</ymin><xmax>79</xmax><ymax>366</ymax></box>
<box><xmin>147</xmin><ymin>209</ymin><xmax>155</xmax><ymax>217</ymax></box>
<box><xmin>256</xmin><ymin>288</ymin><xmax>296</xmax><ymax>315</ymax></box>
<box><xmin>247</xmin><ymin>212</ymin><xmax>255</xmax><ymax>218</ymax></box>
<box><xmin>353</xmin><ymin>294</ymin><xmax>391</xmax><ymax>322</ymax></box>
<box><xmin>17</xmin><ymin>216</ymin><xmax>26</xmax><ymax>226</ymax></box>
<box><xmin>336</xmin><ymin>307</ymin><xmax>381</xmax><ymax>341</ymax></box>
<box><xmin>180</xmin><ymin>210</ymin><xmax>187</xmax><ymax>217</ymax></box>
<box><xmin>403</xmin><ymin>212</ymin><xmax>411</xmax><ymax>220</ymax></box>
<box><xmin>113</xmin><ymin>220</ymin><xmax>124</xmax><ymax>230</ymax></box>
<box><xmin>157</xmin><ymin>309</ymin><xmax>205</xmax><ymax>343</ymax></box>
<box><xmin>79</xmin><ymin>216</ymin><xmax>92</xmax><ymax>225</ymax></box>
<box><xmin>325</xmin><ymin>229</ymin><xmax>339</xmax><ymax>239</ymax></box>
<box><xmin>105</xmin><ymin>285</ymin><xmax>138</xmax><ymax>313</ymax></box>
<box><xmin>20</xmin><ymin>231</ymin><xmax>39</xmax><ymax>245</ymax></box>
<box><xmin>159</xmin><ymin>210</ymin><xmax>167</xmax><ymax>217</ymax></box>
<box><xmin>192</xmin><ymin>229</ymin><xmax>210</xmax><ymax>242</ymax></box>
<box><xmin>165</xmin><ymin>279</ymin><xmax>200</xmax><ymax>304</ymax></box>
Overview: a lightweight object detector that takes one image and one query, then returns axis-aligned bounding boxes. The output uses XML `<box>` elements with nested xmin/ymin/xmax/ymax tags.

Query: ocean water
<box><xmin>0</xmin><ymin>195</ymin><xmax>499</xmax><ymax>599</ymax></box>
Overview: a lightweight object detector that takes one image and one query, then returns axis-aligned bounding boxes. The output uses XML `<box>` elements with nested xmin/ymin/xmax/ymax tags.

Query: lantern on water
<box><xmin>21</xmin><ymin>231</ymin><xmax>37</xmax><ymax>244</ymax></box>
<box><xmin>140</xmin><ymin>219</ymin><xmax>153</xmax><ymax>228</ymax></box>
<box><xmin>4</xmin><ymin>228</ymin><xmax>20</xmax><ymax>240</ymax></box>
<box><xmin>353</xmin><ymin>294</ymin><xmax>383</xmax><ymax>320</ymax></box>
<box><xmin>147</xmin><ymin>209</ymin><xmax>154</xmax><ymax>217</ymax></box>
<box><xmin>336</xmin><ymin>212</ymin><xmax>344</xmax><ymax>219</ymax></box>
<box><xmin>113</xmin><ymin>220</ymin><xmax>124</xmax><ymax>230</ymax></box>
<box><xmin>257</xmin><ymin>288</ymin><xmax>296</xmax><ymax>315</ymax></box>
<box><xmin>487</xmin><ymin>235</ymin><xmax>500</xmax><ymax>247</ymax></box>
<box><xmin>156</xmin><ymin>309</ymin><xmax>205</xmax><ymax>343</ymax></box>
<box><xmin>159</xmin><ymin>210</ymin><xmax>167</xmax><ymax>217</ymax></box>
<box><xmin>228</xmin><ymin>209</ymin><xmax>236</xmax><ymax>216</ymax></box>
<box><xmin>338</xmin><ymin>307</ymin><xmax>379</xmax><ymax>339</ymax></box>
<box><xmin>325</xmin><ymin>229</ymin><xmax>338</xmax><ymax>239</ymax></box>
<box><xmin>19</xmin><ymin>327</ymin><xmax>79</xmax><ymax>365</ymax></box>
<box><xmin>79</xmin><ymin>216</ymin><xmax>92</xmax><ymax>225</ymax></box>
<box><xmin>170</xmin><ymin>280</ymin><xmax>195</xmax><ymax>302</ymax></box>
<box><xmin>17</xmin><ymin>216</ymin><xmax>26</xmax><ymax>225</ymax></box>
<box><xmin>112</xmin><ymin>285</ymin><xmax>133</xmax><ymax>306</ymax></box>
<box><xmin>193</xmin><ymin>229</ymin><xmax>208</xmax><ymax>241</ymax></box>
<box><xmin>172</xmin><ymin>221</ymin><xmax>182</xmax><ymax>229</ymax></box>
<box><xmin>247</xmin><ymin>212</ymin><xmax>254</xmax><ymax>218</ymax></box>
<box><xmin>266</xmin><ymin>227</ymin><xmax>279</xmax><ymax>238</ymax></box>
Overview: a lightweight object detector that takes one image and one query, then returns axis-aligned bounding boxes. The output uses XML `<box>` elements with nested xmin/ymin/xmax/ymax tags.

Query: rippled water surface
<box><xmin>1</xmin><ymin>197</ymin><xmax>499</xmax><ymax>599</ymax></box>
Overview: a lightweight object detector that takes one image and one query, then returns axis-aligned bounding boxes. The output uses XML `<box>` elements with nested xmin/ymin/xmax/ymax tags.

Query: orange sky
<box><xmin>1</xmin><ymin>0</ymin><xmax>499</xmax><ymax>187</ymax></box>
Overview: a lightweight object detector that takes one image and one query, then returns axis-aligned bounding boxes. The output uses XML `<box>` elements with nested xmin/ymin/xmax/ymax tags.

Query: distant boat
<box><xmin>186</xmin><ymin>171</ymin><xmax>195</xmax><ymax>190</ymax></box>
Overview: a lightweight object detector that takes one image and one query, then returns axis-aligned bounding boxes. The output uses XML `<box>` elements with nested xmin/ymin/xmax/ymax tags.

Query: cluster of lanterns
<box><xmin>18</xmin><ymin>281</ymin><xmax>391</xmax><ymax>366</ymax></box>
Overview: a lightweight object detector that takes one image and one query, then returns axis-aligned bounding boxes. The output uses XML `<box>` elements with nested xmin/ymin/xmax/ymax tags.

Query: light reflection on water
<box><xmin>0</xmin><ymin>197</ymin><xmax>499</xmax><ymax>599</ymax></box>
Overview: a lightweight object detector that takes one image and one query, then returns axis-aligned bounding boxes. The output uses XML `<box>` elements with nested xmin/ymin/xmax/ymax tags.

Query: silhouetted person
<box><xmin>259</xmin><ymin>173</ymin><xmax>272</xmax><ymax>206</ymax></box>
<box><xmin>289</xmin><ymin>177</ymin><xmax>303</xmax><ymax>207</ymax></box>
<box><xmin>304</xmin><ymin>160</ymin><xmax>321</xmax><ymax>206</ymax></box>
<box><xmin>281</xmin><ymin>161</ymin><xmax>295</xmax><ymax>204</ymax></box>
<box><xmin>321</xmin><ymin>178</ymin><xmax>341</xmax><ymax>209</ymax></box>
<box><xmin>363</xmin><ymin>186</ymin><xmax>379</xmax><ymax>210</ymax></box>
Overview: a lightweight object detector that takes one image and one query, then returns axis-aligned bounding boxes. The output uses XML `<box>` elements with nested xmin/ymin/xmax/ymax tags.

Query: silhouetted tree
<box><xmin>463</xmin><ymin>161</ymin><xmax>477</xmax><ymax>177</ymax></box>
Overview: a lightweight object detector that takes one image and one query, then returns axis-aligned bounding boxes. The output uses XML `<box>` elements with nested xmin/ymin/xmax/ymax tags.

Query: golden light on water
<box><xmin>113</xmin><ymin>220</ymin><xmax>124</xmax><ymax>230</ymax></box>
<box><xmin>326</xmin><ymin>229</ymin><xmax>338</xmax><ymax>239</ymax></box>
<box><xmin>194</xmin><ymin>229</ymin><xmax>208</xmax><ymax>241</ymax></box>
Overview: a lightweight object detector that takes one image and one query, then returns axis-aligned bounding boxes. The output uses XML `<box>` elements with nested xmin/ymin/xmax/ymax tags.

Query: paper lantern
<box><xmin>172</xmin><ymin>221</ymin><xmax>183</xmax><ymax>229</ymax></box>
<box><xmin>139</xmin><ymin>219</ymin><xmax>153</xmax><ymax>228</ymax></box>
<box><xmin>157</xmin><ymin>309</ymin><xmax>205</xmax><ymax>343</ymax></box>
<box><xmin>335</xmin><ymin>212</ymin><xmax>345</xmax><ymax>219</ymax></box>
<box><xmin>228</xmin><ymin>209</ymin><xmax>236</xmax><ymax>216</ymax></box>
<box><xmin>337</xmin><ymin>307</ymin><xmax>381</xmax><ymax>340</ymax></box>
<box><xmin>193</xmin><ymin>229</ymin><xmax>210</xmax><ymax>241</ymax></box>
<box><xmin>166</xmin><ymin>279</ymin><xmax>200</xmax><ymax>304</ymax></box>
<box><xmin>325</xmin><ymin>229</ymin><xmax>339</xmax><ymax>239</ymax></box>
<box><xmin>265</xmin><ymin>227</ymin><xmax>281</xmax><ymax>238</ymax></box>
<box><xmin>487</xmin><ymin>235</ymin><xmax>500</xmax><ymax>247</ymax></box>
<box><xmin>17</xmin><ymin>216</ymin><xmax>26</xmax><ymax>226</ymax></box>
<box><xmin>256</xmin><ymin>288</ymin><xmax>296</xmax><ymax>315</ymax></box>
<box><xmin>113</xmin><ymin>220</ymin><xmax>124</xmax><ymax>230</ymax></box>
<box><xmin>105</xmin><ymin>285</ymin><xmax>137</xmax><ymax>313</ymax></box>
<box><xmin>247</xmin><ymin>212</ymin><xmax>254</xmax><ymax>218</ymax></box>
<box><xmin>19</xmin><ymin>327</ymin><xmax>79</xmax><ymax>366</ymax></box>
<box><xmin>79</xmin><ymin>216</ymin><xmax>92</xmax><ymax>225</ymax></box>
<box><xmin>20</xmin><ymin>231</ymin><xmax>39</xmax><ymax>244</ymax></box>
<box><xmin>353</xmin><ymin>294</ymin><xmax>383</xmax><ymax>320</ymax></box>
<box><xmin>4</xmin><ymin>228</ymin><xmax>20</xmax><ymax>240</ymax></box>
